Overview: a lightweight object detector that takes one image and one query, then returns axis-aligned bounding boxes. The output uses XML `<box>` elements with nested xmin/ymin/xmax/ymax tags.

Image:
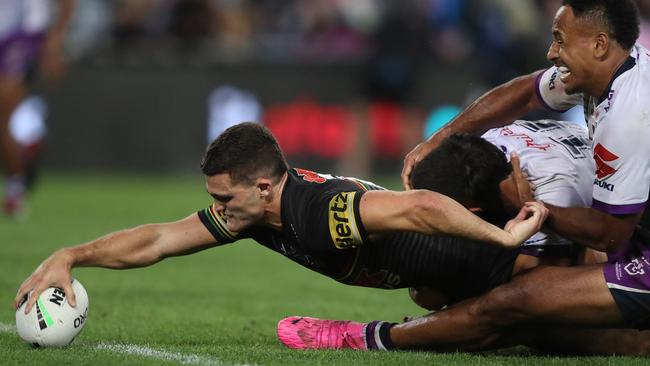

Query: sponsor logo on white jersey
<box><xmin>593</xmin><ymin>179</ymin><xmax>615</xmax><ymax>192</ymax></box>
<box><xmin>593</xmin><ymin>143</ymin><xmax>618</xmax><ymax>180</ymax></box>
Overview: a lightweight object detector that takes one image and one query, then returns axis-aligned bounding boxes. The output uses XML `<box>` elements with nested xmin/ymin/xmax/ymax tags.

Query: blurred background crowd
<box><xmin>68</xmin><ymin>0</ymin><xmax>650</xmax><ymax>85</ymax></box>
<box><xmin>4</xmin><ymin>0</ymin><xmax>650</xmax><ymax>195</ymax></box>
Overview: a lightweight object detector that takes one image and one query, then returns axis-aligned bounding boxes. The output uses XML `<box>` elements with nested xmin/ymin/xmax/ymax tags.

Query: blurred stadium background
<box><xmin>24</xmin><ymin>0</ymin><xmax>650</xmax><ymax>177</ymax></box>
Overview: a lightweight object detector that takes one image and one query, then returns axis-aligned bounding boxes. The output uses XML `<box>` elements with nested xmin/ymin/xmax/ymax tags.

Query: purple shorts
<box><xmin>0</xmin><ymin>32</ymin><xmax>44</xmax><ymax>78</ymax></box>
<box><xmin>603</xmin><ymin>231</ymin><xmax>650</xmax><ymax>329</ymax></box>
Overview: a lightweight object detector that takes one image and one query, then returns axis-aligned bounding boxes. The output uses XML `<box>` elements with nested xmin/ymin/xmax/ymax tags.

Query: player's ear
<box><xmin>257</xmin><ymin>177</ymin><xmax>272</xmax><ymax>198</ymax></box>
<box><xmin>594</xmin><ymin>32</ymin><xmax>609</xmax><ymax>58</ymax></box>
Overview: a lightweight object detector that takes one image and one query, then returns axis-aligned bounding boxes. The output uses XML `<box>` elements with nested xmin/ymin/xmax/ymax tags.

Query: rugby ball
<box><xmin>15</xmin><ymin>279</ymin><xmax>89</xmax><ymax>347</ymax></box>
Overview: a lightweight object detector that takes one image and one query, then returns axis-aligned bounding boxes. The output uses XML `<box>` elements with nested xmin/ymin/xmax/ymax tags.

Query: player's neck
<box><xmin>262</xmin><ymin>172</ymin><xmax>288</xmax><ymax>231</ymax></box>
<box><xmin>590</xmin><ymin>48</ymin><xmax>631</xmax><ymax>98</ymax></box>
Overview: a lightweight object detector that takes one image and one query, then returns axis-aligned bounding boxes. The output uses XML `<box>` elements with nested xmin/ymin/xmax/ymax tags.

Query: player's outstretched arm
<box><xmin>401</xmin><ymin>71</ymin><xmax>543</xmax><ymax>190</ymax></box>
<box><xmin>359</xmin><ymin>190</ymin><xmax>547</xmax><ymax>248</ymax></box>
<box><xmin>544</xmin><ymin>204</ymin><xmax>641</xmax><ymax>252</ymax></box>
<box><xmin>506</xmin><ymin>156</ymin><xmax>642</xmax><ymax>252</ymax></box>
<box><xmin>14</xmin><ymin>213</ymin><xmax>218</xmax><ymax>313</ymax></box>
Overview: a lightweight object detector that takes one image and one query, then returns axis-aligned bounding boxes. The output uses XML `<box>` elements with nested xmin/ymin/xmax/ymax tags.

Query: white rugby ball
<box><xmin>15</xmin><ymin>279</ymin><xmax>89</xmax><ymax>347</ymax></box>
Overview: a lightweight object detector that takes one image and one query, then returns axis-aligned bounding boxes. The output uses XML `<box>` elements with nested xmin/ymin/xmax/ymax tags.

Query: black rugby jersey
<box><xmin>198</xmin><ymin>168</ymin><xmax>517</xmax><ymax>302</ymax></box>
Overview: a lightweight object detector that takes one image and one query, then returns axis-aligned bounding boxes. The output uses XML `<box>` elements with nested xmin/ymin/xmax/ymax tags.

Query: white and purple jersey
<box><xmin>536</xmin><ymin>44</ymin><xmax>650</xmax><ymax>327</ymax></box>
<box><xmin>536</xmin><ymin>44</ymin><xmax>650</xmax><ymax>216</ymax></box>
<box><xmin>0</xmin><ymin>0</ymin><xmax>52</xmax><ymax>77</ymax></box>
<box><xmin>482</xmin><ymin>120</ymin><xmax>594</xmax><ymax>251</ymax></box>
<box><xmin>0</xmin><ymin>0</ymin><xmax>51</xmax><ymax>39</ymax></box>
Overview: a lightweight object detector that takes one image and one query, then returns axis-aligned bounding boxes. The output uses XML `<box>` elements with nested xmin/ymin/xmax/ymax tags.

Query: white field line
<box><xmin>0</xmin><ymin>322</ymin><xmax>16</xmax><ymax>334</ymax></box>
<box><xmin>1</xmin><ymin>322</ymin><xmax>255</xmax><ymax>366</ymax></box>
<box><xmin>94</xmin><ymin>342</ymin><xmax>253</xmax><ymax>366</ymax></box>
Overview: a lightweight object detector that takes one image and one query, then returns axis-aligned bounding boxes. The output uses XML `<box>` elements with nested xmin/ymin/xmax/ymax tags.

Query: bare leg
<box><xmin>0</xmin><ymin>76</ymin><xmax>27</xmax><ymax>175</ymax></box>
<box><xmin>390</xmin><ymin>265</ymin><xmax>625</xmax><ymax>350</ymax></box>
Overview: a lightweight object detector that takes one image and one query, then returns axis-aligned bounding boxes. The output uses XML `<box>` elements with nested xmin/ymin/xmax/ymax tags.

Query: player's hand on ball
<box><xmin>14</xmin><ymin>249</ymin><xmax>77</xmax><ymax>314</ymax></box>
<box><xmin>15</xmin><ymin>279</ymin><xmax>89</xmax><ymax>348</ymax></box>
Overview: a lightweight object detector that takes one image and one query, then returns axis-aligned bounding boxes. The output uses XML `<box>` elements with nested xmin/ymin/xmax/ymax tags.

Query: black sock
<box><xmin>365</xmin><ymin>321</ymin><xmax>396</xmax><ymax>350</ymax></box>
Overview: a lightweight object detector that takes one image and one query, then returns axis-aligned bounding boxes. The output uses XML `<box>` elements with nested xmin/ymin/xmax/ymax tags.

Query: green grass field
<box><xmin>0</xmin><ymin>173</ymin><xmax>645</xmax><ymax>365</ymax></box>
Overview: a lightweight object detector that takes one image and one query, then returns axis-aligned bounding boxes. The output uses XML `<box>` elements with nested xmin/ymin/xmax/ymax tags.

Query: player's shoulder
<box><xmin>287</xmin><ymin>169</ymin><xmax>383</xmax><ymax>193</ymax></box>
<box><xmin>512</xmin><ymin>118</ymin><xmax>583</xmax><ymax>131</ymax></box>
<box><xmin>284</xmin><ymin>168</ymin><xmax>376</xmax><ymax>250</ymax></box>
<box><xmin>617</xmin><ymin>45</ymin><xmax>650</xmax><ymax>91</ymax></box>
<box><xmin>284</xmin><ymin>169</ymin><xmax>383</xmax><ymax>209</ymax></box>
<box><xmin>632</xmin><ymin>44</ymin><xmax>650</xmax><ymax>70</ymax></box>
<box><xmin>485</xmin><ymin>119</ymin><xmax>587</xmax><ymax>141</ymax></box>
<box><xmin>605</xmin><ymin>47</ymin><xmax>650</xmax><ymax>134</ymax></box>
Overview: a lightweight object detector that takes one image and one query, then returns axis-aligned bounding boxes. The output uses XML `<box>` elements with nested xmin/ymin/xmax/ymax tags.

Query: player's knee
<box><xmin>636</xmin><ymin>335</ymin><xmax>650</xmax><ymax>356</ymax></box>
<box><xmin>468</xmin><ymin>283</ymin><xmax>532</xmax><ymax>325</ymax></box>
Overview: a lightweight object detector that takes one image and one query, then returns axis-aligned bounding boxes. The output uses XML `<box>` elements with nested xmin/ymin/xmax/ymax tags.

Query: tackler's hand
<box><xmin>502</xmin><ymin>201</ymin><xmax>549</xmax><ymax>248</ymax></box>
<box><xmin>499</xmin><ymin>152</ymin><xmax>535</xmax><ymax>213</ymax></box>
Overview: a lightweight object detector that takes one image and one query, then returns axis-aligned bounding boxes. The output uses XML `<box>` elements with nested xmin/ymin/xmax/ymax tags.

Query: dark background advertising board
<box><xmin>41</xmin><ymin>60</ymin><xmax>482</xmax><ymax>174</ymax></box>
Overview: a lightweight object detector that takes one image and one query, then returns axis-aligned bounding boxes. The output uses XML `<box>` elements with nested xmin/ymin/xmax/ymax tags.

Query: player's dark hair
<box><xmin>562</xmin><ymin>0</ymin><xmax>639</xmax><ymax>50</ymax></box>
<box><xmin>201</xmin><ymin>122</ymin><xmax>289</xmax><ymax>185</ymax></box>
<box><xmin>411</xmin><ymin>133</ymin><xmax>511</xmax><ymax>216</ymax></box>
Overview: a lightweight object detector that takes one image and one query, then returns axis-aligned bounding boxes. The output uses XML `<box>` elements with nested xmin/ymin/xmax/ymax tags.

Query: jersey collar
<box><xmin>597</xmin><ymin>55</ymin><xmax>636</xmax><ymax>105</ymax></box>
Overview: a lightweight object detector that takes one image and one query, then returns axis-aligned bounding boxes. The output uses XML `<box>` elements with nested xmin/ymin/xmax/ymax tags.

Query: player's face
<box><xmin>205</xmin><ymin>173</ymin><xmax>266</xmax><ymax>232</ymax></box>
<box><xmin>546</xmin><ymin>6</ymin><xmax>598</xmax><ymax>94</ymax></box>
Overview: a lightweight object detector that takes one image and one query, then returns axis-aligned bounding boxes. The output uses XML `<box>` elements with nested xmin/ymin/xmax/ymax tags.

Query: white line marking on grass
<box><xmin>0</xmin><ymin>322</ymin><xmax>16</xmax><ymax>334</ymax></box>
<box><xmin>3</xmin><ymin>322</ymin><xmax>253</xmax><ymax>366</ymax></box>
<box><xmin>95</xmin><ymin>342</ymin><xmax>254</xmax><ymax>366</ymax></box>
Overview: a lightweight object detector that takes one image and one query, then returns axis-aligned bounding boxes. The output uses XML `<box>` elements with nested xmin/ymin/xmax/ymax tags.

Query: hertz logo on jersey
<box><xmin>328</xmin><ymin>191</ymin><xmax>364</xmax><ymax>249</ymax></box>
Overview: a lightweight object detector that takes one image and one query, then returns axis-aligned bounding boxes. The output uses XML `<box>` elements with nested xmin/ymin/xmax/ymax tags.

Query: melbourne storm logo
<box><xmin>624</xmin><ymin>258</ymin><xmax>645</xmax><ymax>276</ymax></box>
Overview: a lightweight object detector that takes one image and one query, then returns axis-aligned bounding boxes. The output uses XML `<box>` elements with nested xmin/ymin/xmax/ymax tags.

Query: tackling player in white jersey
<box><xmin>481</xmin><ymin>119</ymin><xmax>594</xmax><ymax>256</ymax></box>
<box><xmin>391</xmin><ymin>0</ymin><xmax>650</xmax><ymax>345</ymax></box>
<box><xmin>407</xmin><ymin>119</ymin><xmax>596</xmax><ymax>313</ymax></box>
<box><xmin>280</xmin><ymin>0</ymin><xmax>650</xmax><ymax>353</ymax></box>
